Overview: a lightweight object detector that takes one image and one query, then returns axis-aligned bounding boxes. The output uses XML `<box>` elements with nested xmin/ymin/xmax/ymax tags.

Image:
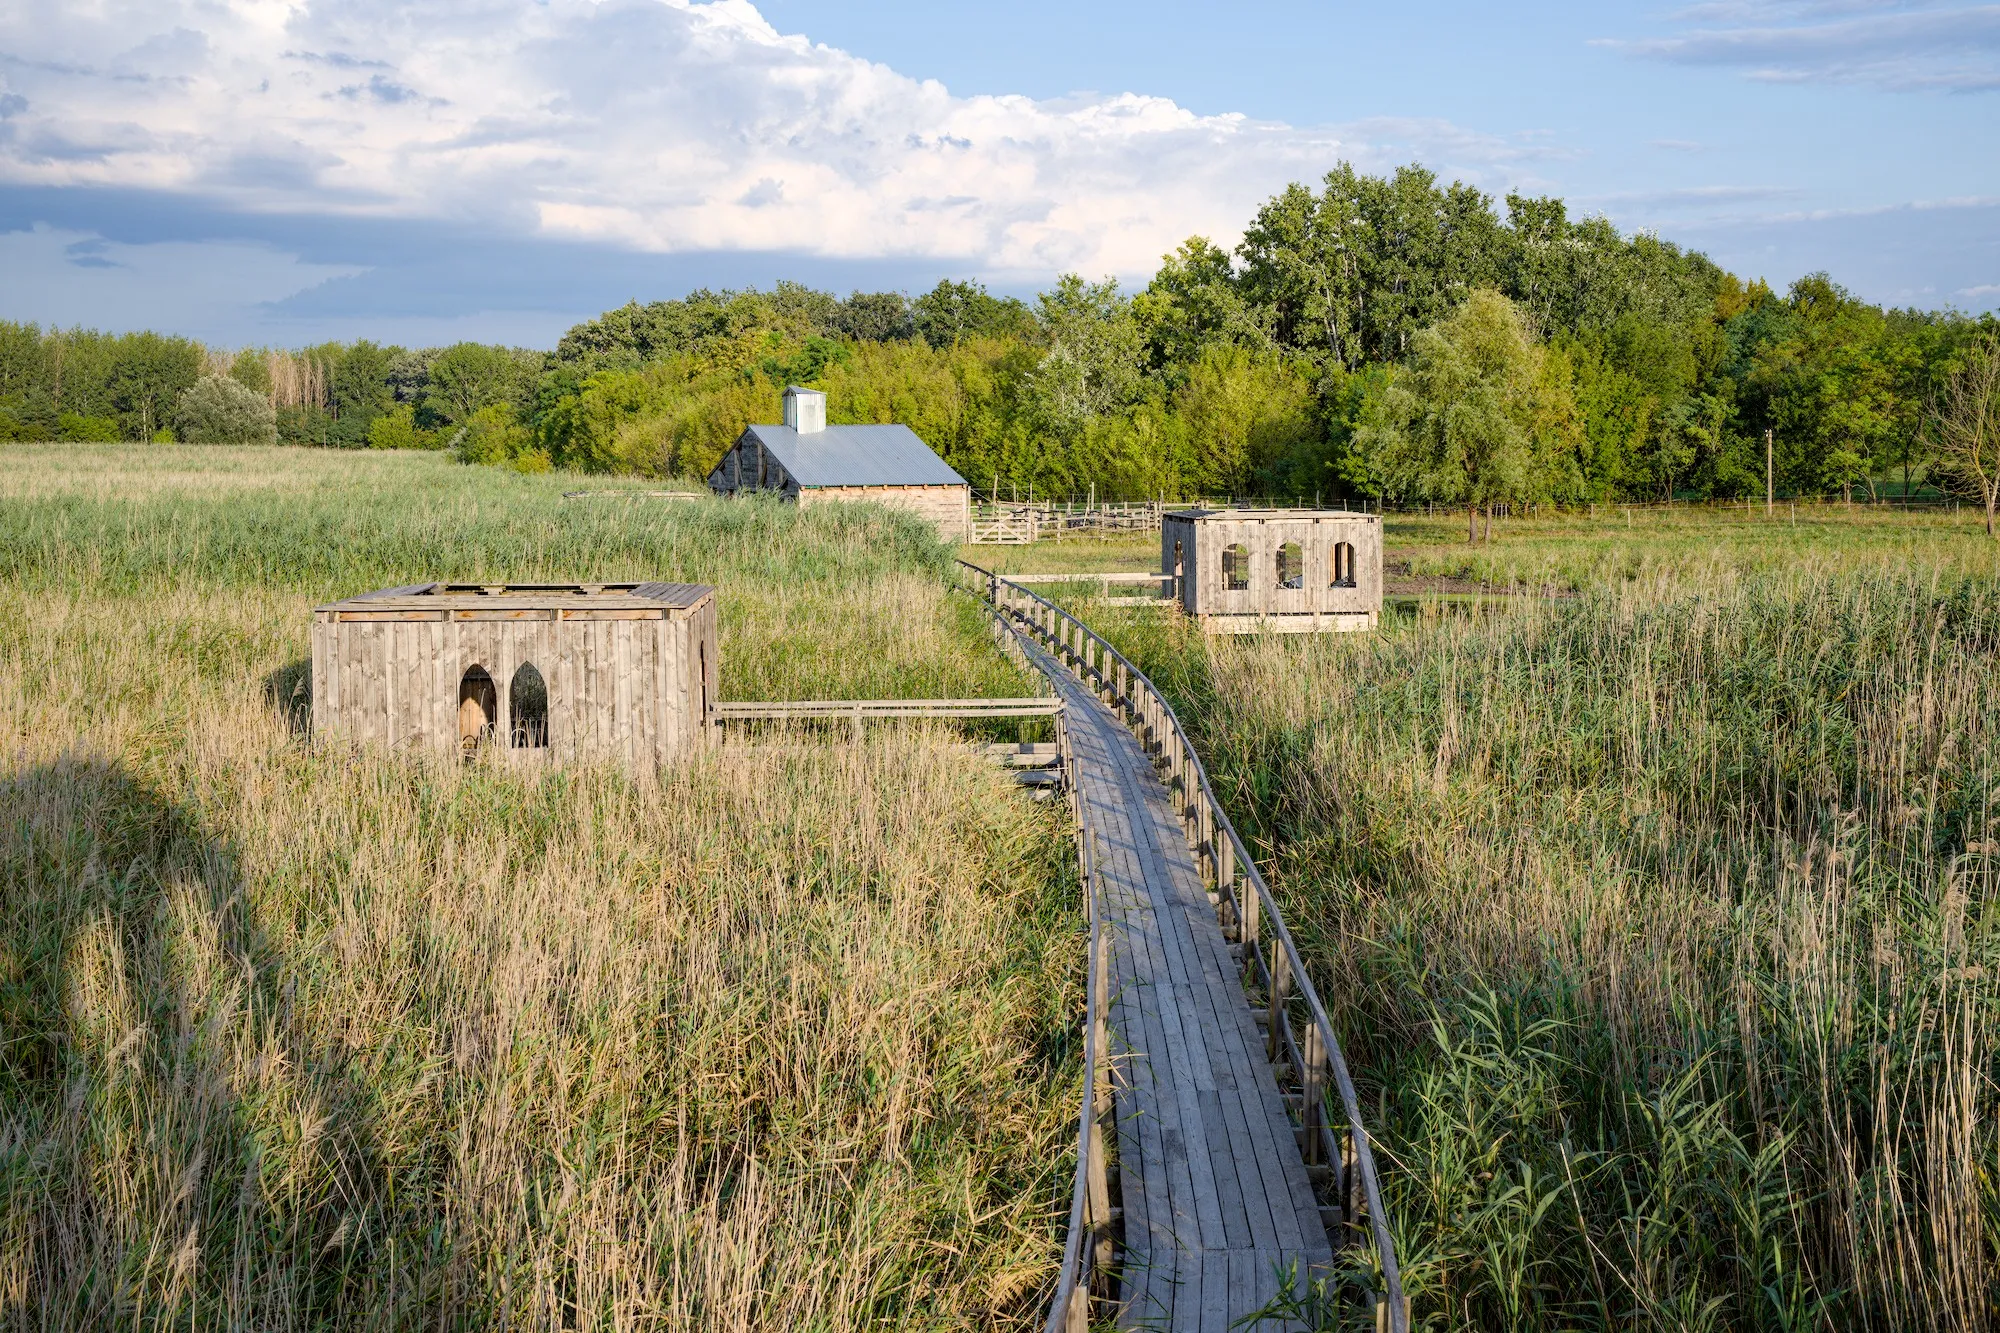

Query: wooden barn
<box><xmin>1162</xmin><ymin>508</ymin><xmax>1382</xmax><ymax>633</ymax></box>
<box><xmin>311</xmin><ymin>582</ymin><xmax>717</xmax><ymax>767</ymax></box>
<box><xmin>707</xmin><ymin>386</ymin><xmax>971</xmax><ymax>539</ymax></box>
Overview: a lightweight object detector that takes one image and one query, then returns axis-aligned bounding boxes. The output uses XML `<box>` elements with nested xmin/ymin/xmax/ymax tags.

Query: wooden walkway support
<box><xmin>959</xmin><ymin>563</ymin><xmax>1409</xmax><ymax>1333</ymax></box>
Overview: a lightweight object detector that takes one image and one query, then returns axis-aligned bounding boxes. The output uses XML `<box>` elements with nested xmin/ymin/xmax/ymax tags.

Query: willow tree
<box><xmin>1356</xmin><ymin>288</ymin><xmax>1542</xmax><ymax>542</ymax></box>
<box><xmin>1932</xmin><ymin>330</ymin><xmax>2000</xmax><ymax>537</ymax></box>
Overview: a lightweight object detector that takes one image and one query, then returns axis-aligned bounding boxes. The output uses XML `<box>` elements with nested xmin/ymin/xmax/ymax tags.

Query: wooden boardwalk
<box><xmin>1017</xmin><ymin>633</ymin><xmax>1332</xmax><ymax>1330</ymax></box>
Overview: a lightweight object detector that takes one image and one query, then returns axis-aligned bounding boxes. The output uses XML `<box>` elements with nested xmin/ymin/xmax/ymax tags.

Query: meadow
<box><xmin>0</xmin><ymin>446</ymin><xmax>1076</xmax><ymax>1329</ymax></box>
<box><xmin>1095</xmin><ymin>507</ymin><xmax>2000</xmax><ymax>1330</ymax></box>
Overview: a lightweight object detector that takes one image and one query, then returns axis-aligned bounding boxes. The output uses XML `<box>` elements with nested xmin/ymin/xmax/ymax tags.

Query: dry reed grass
<box><xmin>0</xmin><ymin>448</ymin><xmax>1076</xmax><ymax>1329</ymax></box>
<box><xmin>1105</xmin><ymin>547</ymin><xmax>2000</xmax><ymax>1330</ymax></box>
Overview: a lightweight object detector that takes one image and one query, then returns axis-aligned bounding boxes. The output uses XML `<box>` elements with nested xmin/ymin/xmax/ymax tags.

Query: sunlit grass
<box><xmin>0</xmin><ymin>445</ymin><xmax>1074</xmax><ymax>1329</ymax></box>
<box><xmin>1098</xmin><ymin>528</ymin><xmax>2000</xmax><ymax>1331</ymax></box>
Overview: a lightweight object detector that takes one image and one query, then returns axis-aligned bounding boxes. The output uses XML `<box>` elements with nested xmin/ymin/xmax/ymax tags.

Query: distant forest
<box><xmin>4</xmin><ymin>162</ymin><xmax>1993</xmax><ymax>504</ymax></box>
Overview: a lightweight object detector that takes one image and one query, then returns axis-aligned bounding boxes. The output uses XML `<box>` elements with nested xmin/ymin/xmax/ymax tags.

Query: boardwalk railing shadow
<box><xmin>959</xmin><ymin>560</ymin><xmax>1409</xmax><ymax>1333</ymax></box>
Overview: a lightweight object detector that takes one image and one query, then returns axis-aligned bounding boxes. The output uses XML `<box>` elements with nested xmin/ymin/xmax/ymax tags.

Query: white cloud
<box><xmin>0</xmin><ymin>0</ymin><xmax>1548</xmax><ymax>281</ymax></box>
<box><xmin>1602</xmin><ymin>3</ymin><xmax>2000</xmax><ymax>91</ymax></box>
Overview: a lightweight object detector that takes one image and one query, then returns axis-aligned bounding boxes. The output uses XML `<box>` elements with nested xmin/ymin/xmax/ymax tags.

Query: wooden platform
<box><xmin>1016</xmin><ymin>635</ymin><xmax>1332</xmax><ymax>1330</ymax></box>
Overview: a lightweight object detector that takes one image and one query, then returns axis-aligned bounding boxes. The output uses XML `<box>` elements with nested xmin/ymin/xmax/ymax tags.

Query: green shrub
<box><xmin>174</xmin><ymin>375</ymin><xmax>277</xmax><ymax>445</ymax></box>
<box><xmin>366</xmin><ymin>404</ymin><xmax>431</xmax><ymax>450</ymax></box>
<box><xmin>58</xmin><ymin>412</ymin><xmax>121</xmax><ymax>442</ymax></box>
<box><xmin>454</xmin><ymin>403</ymin><xmax>532</xmax><ymax>466</ymax></box>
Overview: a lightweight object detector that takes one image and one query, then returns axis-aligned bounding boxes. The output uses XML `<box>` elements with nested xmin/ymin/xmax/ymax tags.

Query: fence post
<box><xmin>1218</xmin><ymin>835</ymin><xmax>1236</xmax><ymax>935</ymax></box>
<box><xmin>1241</xmin><ymin>867</ymin><xmax>1261</xmax><ymax>969</ymax></box>
<box><xmin>1301</xmin><ymin>1022</ymin><xmax>1326</xmax><ymax>1166</ymax></box>
<box><xmin>1267</xmin><ymin>945</ymin><xmax>1292</xmax><ymax>1062</ymax></box>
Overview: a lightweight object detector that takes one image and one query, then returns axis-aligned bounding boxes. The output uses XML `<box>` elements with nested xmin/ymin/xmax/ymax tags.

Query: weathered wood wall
<box><xmin>796</xmin><ymin>483</ymin><xmax>971</xmax><ymax>541</ymax></box>
<box><xmin>311</xmin><ymin>598</ymin><xmax>717</xmax><ymax>767</ymax></box>
<box><xmin>1162</xmin><ymin>512</ymin><xmax>1382</xmax><ymax>627</ymax></box>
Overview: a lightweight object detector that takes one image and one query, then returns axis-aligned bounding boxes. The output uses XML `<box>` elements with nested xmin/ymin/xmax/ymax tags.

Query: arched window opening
<box><xmin>510</xmin><ymin>662</ymin><xmax>548</xmax><ymax>748</ymax></box>
<box><xmin>1331</xmin><ymin>541</ymin><xmax>1357</xmax><ymax>588</ymax></box>
<box><xmin>1172</xmin><ymin>539</ymin><xmax>1184</xmax><ymax>579</ymax></box>
<box><xmin>699</xmin><ymin>643</ymin><xmax>710</xmax><ymax>716</ymax></box>
<box><xmin>1222</xmin><ymin>543</ymin><xmax>1250</xmax><ymax>591</ymax></box>
<box><xmin>458</xmin><ymin>666</ymin><xmax>496</xmax><ymax>756</ymax></box>
<box><xmin>1276</xmin><ymin>542</ymin><xmax>1303</xmax><ymax>590</ymax></box>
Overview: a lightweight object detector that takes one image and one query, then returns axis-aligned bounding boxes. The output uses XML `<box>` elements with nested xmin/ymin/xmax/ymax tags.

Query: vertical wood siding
<box><xmin>314</xmin><ymin>599</ymin><xmax>718</xmax><ymax>768</ymax></box>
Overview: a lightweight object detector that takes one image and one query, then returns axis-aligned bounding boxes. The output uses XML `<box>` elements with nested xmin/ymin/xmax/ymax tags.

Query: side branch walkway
<box><xmin>1017</xmin><ymin>631</ymin><xmax>1332</xmax><ymax>1330</ymax></box>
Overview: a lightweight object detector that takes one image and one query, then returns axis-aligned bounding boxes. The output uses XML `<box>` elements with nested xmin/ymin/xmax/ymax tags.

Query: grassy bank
<box><xmin>0</xmin><ymin>446</ymin><xmax>1075</xmax><ymax>1329</ymax></box>
<box><xmin>1093</xmin><ymin>522</ymin><xmax>2000</xmax><ymax>1330</ymax></box>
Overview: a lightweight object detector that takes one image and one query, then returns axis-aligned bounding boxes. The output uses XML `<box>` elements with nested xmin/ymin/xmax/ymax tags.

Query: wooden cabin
<box><xmin>707</xmin><ymin>386</ymin><xmax>971</xmax><ymax>540</ymax></box>
<box><xmin>311</xmin><ymin>581</ymin><xmax>717</xmax><ymax>766</ymax></box>
<box><xmin>1162</xmin><ymin>508</ymin><xmax>1382</xmax><ymax>633</ymax></box>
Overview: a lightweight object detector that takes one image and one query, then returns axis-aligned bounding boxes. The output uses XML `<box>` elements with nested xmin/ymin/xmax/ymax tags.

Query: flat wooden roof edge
<box><xmin>314</xmin><ymin>583</ymin><xmax>715</xmax><ymax>614</ymax></box>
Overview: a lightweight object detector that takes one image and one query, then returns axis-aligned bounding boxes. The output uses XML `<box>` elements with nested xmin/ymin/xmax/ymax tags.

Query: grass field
<box><xmin>0</xmin><ymin>446</ymin><xmax>1077</xmax><ymax>1329</ymax></box>
<box><xmin>963</xmin><ymin>501</ymin><xmax>1994</xmax><ymax>590</ymax></box>
<box><xmin>1088</xmin><ymin>509</ymin><xmax>2000</xmax><ymax>1330</ymax></box>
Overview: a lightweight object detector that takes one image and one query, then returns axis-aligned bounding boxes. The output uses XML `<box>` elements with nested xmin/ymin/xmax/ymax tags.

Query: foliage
<box><xmin>5</xmin><ymin>160</ymin><xmax>1990</xmax><ymax>506</ymax></box>
<box><xmin>1928</xmin><ymin>330</ymin><xmax>2000</xmax><ymax>534</ymax></box>
<box><xmin>174</xmin><ymin>373</ymin><xmax>278</xmax><ymax>444</ymax></box>
<box><xmin>422</xmin><ymin>342</ymin><xmax>543</xmax><ymax>426</ymax></box>
<box><xmin>1356</xmin><ymin>290</ymin><xmax>1544</xmax><ymax>527</ymax></box>
<box><xmin>365</xmin><ymin>403</ymin><xmax>435</xmax><ymax>450</ymax></box>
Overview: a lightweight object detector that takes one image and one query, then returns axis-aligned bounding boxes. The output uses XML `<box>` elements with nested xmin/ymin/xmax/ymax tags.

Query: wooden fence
<box><xmin>970</xmin><ymin>501</ymin><xmax>1167</xmax><ymax>544</ymax></box>
<box><xmin>959</xmin><ymin>562</ymin><xmax>1409</xmax><ymax>1333</ymax></box>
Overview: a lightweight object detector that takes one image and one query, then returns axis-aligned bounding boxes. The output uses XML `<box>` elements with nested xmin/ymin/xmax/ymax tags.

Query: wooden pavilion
<box><xmin>1161</xmin><ymin>508</ymin><xmax>1382</xmax><ymax>633</ymax></box>
<box><xmin>311</xmin><ymin>581</ymin><xmax>716</xmax><ymax>766</ymax></box>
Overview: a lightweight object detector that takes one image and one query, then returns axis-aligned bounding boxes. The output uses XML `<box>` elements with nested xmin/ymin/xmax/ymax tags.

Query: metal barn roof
<box><xmin>741</xmin><ymin>423</ymin><xmax>966</xmax><ymax>488</ymax></box>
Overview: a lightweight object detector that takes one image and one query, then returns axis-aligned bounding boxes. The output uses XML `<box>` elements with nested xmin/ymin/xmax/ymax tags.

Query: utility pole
<box><xmin>1765</xmin><ymin>428</ymin><xmax>1774</xmax><ymax>517</ymax></box>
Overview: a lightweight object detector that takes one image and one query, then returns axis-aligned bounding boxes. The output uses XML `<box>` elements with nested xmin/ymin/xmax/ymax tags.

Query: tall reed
<box><xmin>1111</xmin><ymin>563</ymin><xmax>2000</xmax><ymax>1330</ymax></box>
<box><xmin>0</xmin><ymin>447</ymin><xmax>1075</xmax><ymax>1329</ymax></box>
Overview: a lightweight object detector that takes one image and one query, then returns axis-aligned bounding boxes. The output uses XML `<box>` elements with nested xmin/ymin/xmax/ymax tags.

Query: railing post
<box><xmin>1342</xmin><ymin>1122</ymin><xmax>1360</xmax><ymax>1232</ymax></box>
<box><xmin>1242</xmin><ymin>865</ymin><xmax>1260</xmax><ymax>957</ymax></box>
<box><xmin>1199</xmin><ymin>798</ymin><xmax>1215</xmax><ymax>887</ymax></box>
<box><xmin>1301</xmin><ymin>1022</ymin><xmax>1326</xmax><ymax>1166</ymax></box>
<box><xmin>1267</xmin><ymin>945</ymin><xmax>1291</xmax><ymax>1063</ymax></box>
<box><xmin>1218</xmin><ymin>835</ymin><xmax>1236</xmax><ymax>934</ymax></box>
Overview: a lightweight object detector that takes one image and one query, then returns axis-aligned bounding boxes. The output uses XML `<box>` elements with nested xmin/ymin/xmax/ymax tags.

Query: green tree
<box><xmin>107</xmin><ymin>332</ymin><xmax>204</xmax><ymax>439</ymax></box>
<box><xmin>227</xmin><ymin>349</ymin><xmax>273</xmax><ymax>397</ymax></box>
<box><xmin>332</xmin><ymin>340</ymin><xmax>396</xmax><ymax>427</ymax></box>
<box><xmin>175</xmin><ymin>375</ymin><xmax>278</xmax><ymax>444</ymax></box>
<box><xmin>1356</xmin><ymin>289</ymin><xmax>1544</xmax><ymax>540</ymax></box>
<box><xmin>424</xmin><ymin>344</ymin><xmax>540</xmax><ymax>427</ymax></box>
<box><xmin>834</xmin><ymin>291</ymin><xmax>915</xmax><ymax>343</ymax></box>
<box><xmin>367</xmin><ymin>405</ymin><xmax>429</xmax><ymax>450</ymax></box>
<box><xmin>1021</xmin><ymin>275</ymin><xmax>1143</xmax><ymax>443</ymax></box>
<box><xmin>1135</xmin><ymin>236</ymin><xmax>1267</xmax><ymax>372</ymax></box>
<box><xmin>1930</xmin><ymin>330</ymin><xmax>2000</xmax><ymax>535</ymax></box>
<box><xmin>912</xmin><ymin>280</ymin><xmax>1036</xmax><ymax>350</ymax></box>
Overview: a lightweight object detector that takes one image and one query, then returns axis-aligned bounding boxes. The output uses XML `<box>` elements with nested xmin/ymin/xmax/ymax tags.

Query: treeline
<box><xmin>0</xmin><ymin>326</ymin><xmax>542</xmax><ymax>449</ymax></box>
<box><xmin>5</xmin><ymin>161</ymin><xmax>1992</xmax><ymax>502</ymax></box>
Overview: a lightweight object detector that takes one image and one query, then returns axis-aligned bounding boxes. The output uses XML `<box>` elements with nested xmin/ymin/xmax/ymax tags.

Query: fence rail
<box><xmin>970</xmin><ymin>500</ymin><xmax>1169</xmax><ymax>544</ymax></box>
<box><xmin>711</xmin><ymin>698</ymin><xmax>1061</xmax><ymax>721</ymax></box>
<box><xmin>960</xmin><ymin>561</ymin><xmax>1409</xmax><ymax>1333</ymax></box>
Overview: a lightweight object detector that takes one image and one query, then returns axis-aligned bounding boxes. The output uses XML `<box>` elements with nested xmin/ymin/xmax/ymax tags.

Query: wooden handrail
<box><xmin>960</xmin><ymin>560</ymin><xmax>1409</xmax><ymax>1333</ymax></box>
<box><xmin>713</xmin><ymin>698</ymin><xmax>1061</xmax><ymax>720</ymax></box>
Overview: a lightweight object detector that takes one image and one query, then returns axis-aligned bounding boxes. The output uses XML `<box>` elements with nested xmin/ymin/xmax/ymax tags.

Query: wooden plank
<box><xmin>1004</xmin><ymin>619</ymin><xmax>1346</xmax><ymax>1333</ymax></box>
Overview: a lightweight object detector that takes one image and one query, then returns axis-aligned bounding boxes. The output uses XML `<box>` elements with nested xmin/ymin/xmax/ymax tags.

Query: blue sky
<box><xmin>2</xmin><ymin>0</ymin><xmax>1995</xmax><ymax>347</ymax></box>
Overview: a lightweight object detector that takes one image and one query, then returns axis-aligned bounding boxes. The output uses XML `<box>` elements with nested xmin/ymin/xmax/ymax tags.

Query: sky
<box><xmin>1</xmin><ymin>0</ymin><xmax>1995</xmax><ymax>348</ymax></box>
